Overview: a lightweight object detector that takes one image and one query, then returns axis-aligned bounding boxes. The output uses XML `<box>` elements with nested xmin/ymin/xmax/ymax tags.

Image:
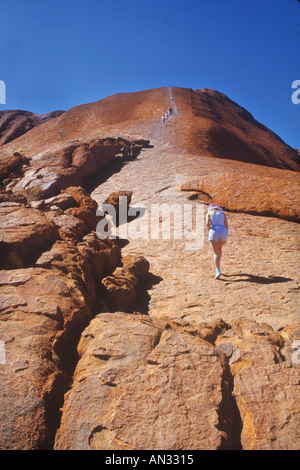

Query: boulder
<box><xmin>0</xmin><ymin>233</ymin><xmax>122</xmax><ymax>450</ymax></box>
<box><xmin>215</xmin><ymin>319</ymin><xmax>300</xmax><ymax>450</ymax></box>
<box><xmin>54</xmin><ymin>313</ymin><xmax>232</xmax><ymax>450</ymax></box>
<box><xmin>101</xmin><ymin>255</ymin><xmax>150</xmax><ymax>311</ymax></box>
<box><xmin>10</xmin><ymin>138</ymin><xmax>128</xmax><ymax>202</ymax></box>
<box><xmin>0</xmin><ymin>202</ymin><xmax>59</xmax><ymax>269</ymax></box>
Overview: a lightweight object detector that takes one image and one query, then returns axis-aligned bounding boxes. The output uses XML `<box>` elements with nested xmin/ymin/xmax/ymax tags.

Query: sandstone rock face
<box><xmin>172</xmin><ymin>87</ymin><xmax>300</xmax><ymax>171</ymax></box>
<box><xmin>55</xmin><ymin>315</ymin><xmax>300</xmax><ymax>450</ymax></box>
<box><xmin>0</xmin><ymin>151</ymin><xmax>30</xmax><ymax>183</ymax></box>
<box><xmin>101</xmin><ymin>255</ymin><xmax>150</xmax><ymax>311</ymax></box>
<box><xmin>0</xmin><ymin>183</ymin><xmax>123</xmax><ymax>449</ymax></box>
<box><xmin>0</xmin><ymin>110</ymin><xmax>64</xmax><ymax>146</ymax></box>
<box><xmin>181</xmin><ymin>169</ymin><xmax>300</xmax><ymax>222</ymax></box>
<box><xmin>0</xmin><ymin>202</ymin><xmax>59</xmax><ymax>269</ymax></box>
<box><xmin>235</xmin><ymin>363</ymin><xmax>299</xmax><ymax>450</ymax></box>
<box><xmin>0</xmin><ymin>87</ymin><xmax>299</xmax><ymax>450</ymax></box>
<box><xmin>0</xmin><ymin>233</ymin><xmax>122</xmax><ymax>449</ymax></box>
<box><xmin>0</xmin><ymin>172</ymin><xmax>156</xmax><ymax>449</ymax></box>
<box><xmin>216</xmin><ymin>319</ymin><xmax>300</xmax><ymax>450</ymax></box>
<box><xmin>0</xmin><ymin>137</ymin><xmax>148</xmax><ymax>205</ymax></box>
<box><xmin>54</xmin><ymin>313</ymin><xmax>230</xmax><ymax>450</ymax></box>
<box><xmin>10</xmin><ymin>139</ymin><xmax>127</xmax><ymax>202</ymax></box>
<box><xmin>0</xmin><ymin>87</ymin><xmax>299</xmax><ymax>171</ymax></box>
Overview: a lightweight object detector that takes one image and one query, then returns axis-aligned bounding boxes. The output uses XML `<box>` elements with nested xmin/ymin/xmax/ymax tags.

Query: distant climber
<box><xmin>165</xmin><ymin>112</ymin><xmax>169</xmax><ymax>121</ymax></box>
<box><xmin>169</xmin><ymin>106</ymin><xmax>173</xmax><ymax>115</ymax></box>
<box><xmin>130</xmin><ymin>143</ymin><xmax>137</xmax><ymax>159</ymax></box>
<box><xmin>162</xmin><ymin>114</ymin><xmax>166</xmax><ymax>125</ymax></box>
<box><xmin>206</xmin><ymin>203</ymin><xmax>228</xmax><ymax>279</ymax></box>
<box><xmin>121</xmin><ymin>144</ymin><xmax>130</xmax><ymax>158</ymax></box>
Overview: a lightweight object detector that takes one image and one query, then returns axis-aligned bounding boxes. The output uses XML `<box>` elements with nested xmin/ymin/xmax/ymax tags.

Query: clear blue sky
<box><xmin>0</xmin><ymin>0</ymin><xmax>299</xmax><ymax>148</ymax></box>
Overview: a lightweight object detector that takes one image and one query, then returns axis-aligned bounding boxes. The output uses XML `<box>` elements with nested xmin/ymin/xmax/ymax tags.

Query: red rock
<box><xmin>1</xmin><ymin>86</ymin><xmax>299</xmax><ymax>451</ymax></box>
<box><xmin>63</xmin><ymin>186</ymin><xmax>98</xmax><ymax>231</ymax></box>
<box><xmin>215</xmin><ymin>319</ymin><xmax>300</xmax><ymax>450</ymax></box>
<box><xmin>181</xmin><ymin>168</ymin><xmax>300</xmax><ymax>222</ymax></box>
<box><xmin>0</xmin><ymin>87</ymin><xmax>298</xmax><ymax>171</ymax></box>
<box><xmin>0</xmin><ymin>110</ymin><xmax>64</xmax><ymax>146</ymax></box>
<box><xmin>54</xmin><ymin>313</ymin><xmax>232</xmax><ymax>450</ymax></box>
<box><xmin>0</xmin><ymin>202</ymin><xmax>59</xmax><ymax>269</ymax></box>
<box><xmin>101</xmin><ymin>255</ymin><xmax>150</xmax><ymax>311</ymax></box>
<box><xmin>0</xmin><ymin>234</ymin><xmax>122</xmax><ymax>450</ymax></box>
<box><xmin>0</xmin><ymin>152</ymin><xmax>29</xmax><ymax>182</ymax></box>
<box><xmin>235</xmin><ymin>362</ymin><xmax>300</xmax><ymax>450</ymax></box>
<box><xmin>8</xmin><ymin>138</ymin><xmax>131</xmax><ymax>202</ymax></box>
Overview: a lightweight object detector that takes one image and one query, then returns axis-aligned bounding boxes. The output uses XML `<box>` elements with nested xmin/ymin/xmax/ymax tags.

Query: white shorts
<box><xmin>208</xmin><ymin>225</ymin><xmax>228</xmax><ymax>242</ymax></box>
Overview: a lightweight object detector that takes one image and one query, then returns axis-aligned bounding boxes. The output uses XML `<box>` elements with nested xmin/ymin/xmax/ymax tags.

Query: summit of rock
<box><xmin>0</xmin><ymin>87</ymin><xmax>299</xmax><ymax>171</ymax></box>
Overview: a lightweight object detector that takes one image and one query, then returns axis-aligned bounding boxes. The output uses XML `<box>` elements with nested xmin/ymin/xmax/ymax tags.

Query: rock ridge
<box><xmin>0</xmin><ymin>141</ymin><xmax>151</xmax><ymax>449</ymax></box>
<box><xmin>54</xmin><ymin>313</ymin><xmax>299</xmax><ymax>450</ymax></box>
<box><xmin>0</xmin><ymin>109</ymin><xmax>65</xmax><ymax>146</ymax></box>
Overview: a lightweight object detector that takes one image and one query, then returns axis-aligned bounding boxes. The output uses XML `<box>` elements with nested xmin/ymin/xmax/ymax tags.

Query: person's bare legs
<box><xmin>210</xmin><ymin>240</ymin><xmax>226</xmax><ymax>277</ymax></box>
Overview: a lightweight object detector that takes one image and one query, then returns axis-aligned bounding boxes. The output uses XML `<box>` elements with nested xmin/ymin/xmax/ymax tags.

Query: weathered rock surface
<box><xmin>0</xmin><ymin>231</ymin><xmax>122</xmax><ymax>449</ymax></box>
<box><xmin>10</xmin><ymin>138</ymin><xmax>127</xmax><ymax>202</ymax></box>
<box><xmin>0</xmin><ymin>87</ymin><xmax>299</xmax><ymax>450</ymax></box>
<box><xmin>0</xmin><ymin>137</ymin><xmax>148</xmax><ymax>205</ymax></box>
<box><xmin>102</xmin><ymin>190</ymin><xmax>133</xmax><ymax>221</ymax></box>
<box><xmin>101</xmin><ymin>255</ymin><xmax>150</xmax><ymax>311</ymax></box>
<box><xmin>0</xmin><ymin>109</ymin><xmax>64</xmax><ymax>146</ymax></box>
<box><xmin>0</xmin><ymin>202</ymin><xmax>59</xmax><ymax>269</ymax></box>
<box><xmin>92</xmin><ymin>147</ymin><xmax>300</xmax><ymax>332</ymax></box>
<box><xmin>0</xmin><ymin>151</ymin><xmax>30</xmax><ymax>183</ymax></box>
<box><xmin>0</xmin><ymin>177</ymin><xmax>157</xmax><ymax>449</ymax></box>
<box><xmin>173</xmin><ymin>87</ymin><xmax>300</xmax><ymax>171</ymax></box>
<box><xmin>0</xmin><ymin>87</ymin><xmax>299</xmax><ymax>171</ymax></box>
<box><xmin>54</xmin><ymin>314</ymin><xmax>299</xmax><ymax>450</ymax></box>
<box><xmin>181</xmin><ymin>169</ymin><xmax>300</xmax><ymax>222</ymax></box>
<box><xmin>54</xmin><ymin>313</ymin><xmax>231</xmax><ymax>450</ymax></box>
<box><xmin>216</xmin><ymin>319</ymin><xmax>300</xmax><ymax>450</ymax></box>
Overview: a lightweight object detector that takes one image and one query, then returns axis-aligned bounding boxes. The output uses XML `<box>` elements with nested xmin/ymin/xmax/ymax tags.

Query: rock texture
<box><xmin>0</xmin><ymin>110</ymin><xmax>64</xmax><ymax>146</ymax></box>
<box><xmin>54</xmin><ymin>313</ymin><xmax>230</xmax><ymax>450</ymax></box>
<box><xmin>0</xmin><ymin>86</ymin><xmax>299</xmax><ymax>450</ymax></box>
<box><xmin>181</xmin><ymin>168</ymin><xmax>300</xmax><ymax>222</ymax></box>
<box><xmin>55</xmin><ymin>315</ymin><xmax>299</xmax><ymax>450</ymax></box>
<box><xmin>0</xmin><ymin>137</ymin><xmax>148</xmax><ymax>205</ymax></box>
<box><xmin>173</xmin><ymin>87</ymin><xmax>299</xmax><ymax>171</ymax></box>
<box><xmin>216</xmin><ymin>319</ymin><xmax>300</xmax><ymax>450</ymax></box>
<box><xmin>0</xmin><ymin>87</ymin><xmax>299</xmax><ymax>171</ymax></box>
<box><xmin>0</xmin><ymin>182</ymin><xmax>148</xmax><ymax>450</ymax></box>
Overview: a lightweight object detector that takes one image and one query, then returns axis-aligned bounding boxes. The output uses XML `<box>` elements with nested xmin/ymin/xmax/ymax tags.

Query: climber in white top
<box><xmin>206</xmin><ymin>203</ymin><xmax>229</xmax><ymax>279</ymax></box>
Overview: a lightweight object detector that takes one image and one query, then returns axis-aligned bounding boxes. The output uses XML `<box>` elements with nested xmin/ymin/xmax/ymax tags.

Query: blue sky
<box><xmin>0</xmin><ymin>0</ymin><xmax>299</xmax><ymax>148</ymax></box>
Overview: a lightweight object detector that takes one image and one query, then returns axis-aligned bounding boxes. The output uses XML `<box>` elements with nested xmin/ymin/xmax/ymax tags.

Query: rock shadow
<box><xmin>220</xmin><ymin>273</ymin><xmax>293</xmax><ymax>284</ymax></box>
<box><xmin>130</xmin><ymin>272</ymin><xmax>163</xmax><ymax>315</ymax></box>
<box><xmin>84</xmin><ymin>158</ymin><xmax>126</xmax><ymax>193</ymax></box>
<box><xmin>113</xmin><ymin>238</ymin><xmax>130</xmax><ymax>249</ymax></box>
<box><xmin>114</xmin><ymin>206</ymin><xmax>147</xmax><ymax>227</ymax></box>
